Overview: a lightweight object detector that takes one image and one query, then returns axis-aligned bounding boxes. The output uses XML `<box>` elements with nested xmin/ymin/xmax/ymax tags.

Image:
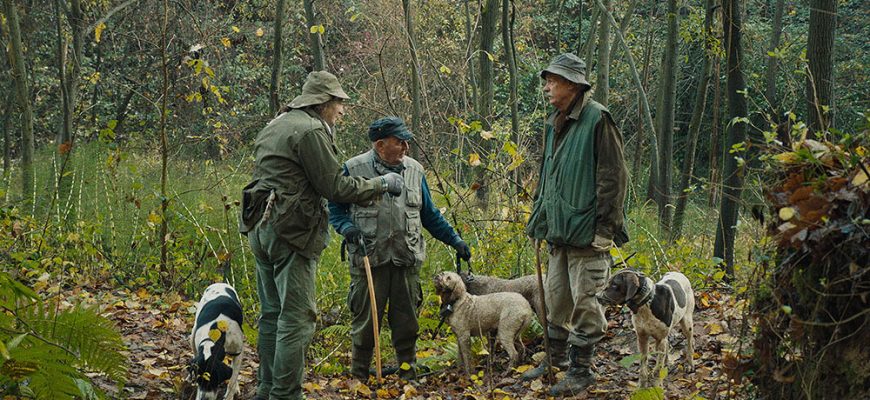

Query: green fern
<box><xmin>319</xmin><ymin>323</ymin><xmax>352</xmax><ymax>337</ymax></box>
<box><xmin>0</xmin><ymin>272</ymin><xmax>127</xmax><ymax>399</ymax></box>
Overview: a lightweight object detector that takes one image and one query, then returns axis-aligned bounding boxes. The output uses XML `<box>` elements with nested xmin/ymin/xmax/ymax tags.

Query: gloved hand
<box><xmin>453</xmin><ymin>240</ymin><xmax>471</xmax><ymax>261</ymax></box>
<box><xmin>343</xmin><ymin>226</ymin><xmax>363</xmax><ymax>245</ymax></box>
<box><xmin>381</xmin><ymin>172</ymin><xmax>404</xmax><ymax>196</ymax></box>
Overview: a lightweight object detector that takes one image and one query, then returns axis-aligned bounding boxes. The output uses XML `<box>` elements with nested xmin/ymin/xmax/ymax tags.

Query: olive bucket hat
<box><xmin>286</xmin><ymin>70</ymin><xmax>350</xmax><ymax>109</ymax></box>
<box><xmin>540</xmin><ymin>53</ymin><xmax>591</xmax><ymax>88</ymax></box>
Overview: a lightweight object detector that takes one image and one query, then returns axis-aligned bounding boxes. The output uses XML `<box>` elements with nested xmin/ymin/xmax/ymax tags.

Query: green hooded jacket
<box><xmin>240</xmin><ymin>108</ymin><xmax>386</xmax><ymax>259</ymax></box>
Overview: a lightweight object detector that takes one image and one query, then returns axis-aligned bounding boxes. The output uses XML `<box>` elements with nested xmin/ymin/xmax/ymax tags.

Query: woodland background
<box><xmin>0</xmin><ymin>0</ymin><xmax>867</xmax><ymax>399</ymax></box>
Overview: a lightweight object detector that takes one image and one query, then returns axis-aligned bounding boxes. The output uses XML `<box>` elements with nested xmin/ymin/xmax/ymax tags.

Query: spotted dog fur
<box><xmin>598</xmin><ymin>270</ymin><xmax>695</xmax><ymax>387</ymax></box>
<box><xmin>189</xmin><ymin>283</ymin><xmax>244</xmax><ymax>400</ymax></box>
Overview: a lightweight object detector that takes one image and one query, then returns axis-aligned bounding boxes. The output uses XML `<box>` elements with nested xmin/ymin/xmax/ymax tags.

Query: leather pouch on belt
<box><xmin>239</xmin><ymin>180</ymin><xmax>270</xmax><ymax>234</ymax></box>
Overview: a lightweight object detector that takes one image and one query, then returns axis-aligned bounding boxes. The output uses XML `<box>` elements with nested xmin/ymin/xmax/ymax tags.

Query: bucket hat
<box><xmin>286</xmin><ymin>71</ymin><xmax>350</xmax><ymax>109</ymax></box>
<box><xmin>540</xmin><ymin>53</ymin><xmax>591</xmax><ymax>88</ymax></box>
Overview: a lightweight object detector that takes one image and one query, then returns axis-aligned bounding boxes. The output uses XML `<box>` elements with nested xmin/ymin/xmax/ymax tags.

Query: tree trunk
<box><xmin>303</xmin><ymin>0</ymin><xmax>325</xmax><ymax>71</ymax></box>
<box><xmin>159</xmin><ymin>0</ymin><xmax>172</xmax><ymax>285</ymax></box>
<box><xmin>673</xmin><ymin>0</ymin><xmax>715</xmax><ymax>240</ymax></box>
<box><xmin>4</xmin><ymin>0</ymin><xmax>35</xmax><ymax>204</ymax></box>
<box><xmin>475</xmin><ymin>0</ymin><xmax>499</xmax><ymax>207</ymax></box>
<box><xmin>402</xmin><ymin>0</ymin><xmax>422</xmax><ymax>161</ymax></box>
<box><xmin>464</xmin><ymin>0</ymin><xmax>478</xmax><ymax>116</ymax></box>
<box><xmin>593</xmin><ymin>0</ymin><xmax>610</xmax><ymax>106</ymax></box>
<box><xmin>269</xmin><ymin>0</ymin><xmax>287</xmax><ymax>116</ymax></box>
<box><xmin>766</xmin><ymin>0</ymin><xmax>785</xmax><ymax>146</ymax></box>
<box><xmin>502</xmin><ymin>0</ymin><xmax>520</xmax><ymax>193</ymax></box>
<box><xmin>805</xmin><ymin>0</ymin><xmax>837</xmax><ymax>133</ymax></box>
<box><xmin>583</xmin><ymin>6</ymin><xmax>599</xmax><ymax>68</ymax></box>
<box><xmin>54</xmin><ymin>0</ymin><xmax>85</xmax><ymax>220</ymax></box>
<box><xmin>633</xmin><ymin>9</ymin><xmax>655</xmax><ymax>183</ymax></box>
<box><xmin>654</xmin><ymin>0</ymin><xmax>679</xmax><ymax>235</ymax></box>
<box><xmin>708</xmin><ymin>55</ymin><xmax>722</xmax><ymax>206</ymax></box>
<box><xmin>596</xmin><ymin>0</ymin><xmax>659</xmax><ymax>197</ymax></box>
<box><xmin>714</xmin><ymin>0</ymin><xmax>748</xmax><ymax>276</ymax></box>
<box><xmin>574</xmin><ymin>0</ymin><xmax>584</xmax><ymax>54</ymax></box>
<box><xmin>2</xmin><ymin>84</ymin><xmax>13</xmax><ymax>179</ymax></box>
<box><xmin>607</xmin><ymin>0</ymin><xmax>639</xmax><ymax>63</ymax></box>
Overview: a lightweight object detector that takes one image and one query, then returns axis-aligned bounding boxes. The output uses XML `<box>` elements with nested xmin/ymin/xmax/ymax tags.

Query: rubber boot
<box><xmin>521</xmin><ymin>338</ymin><xmax>570</xmax><ymax>381</ymax></box>
<box><xmin>350</xmin><ymin>348</ymin><xmax>372</xmax><ymax>379</ymax></box>
<box><xmin>396</xmin><ymin>349</ymin><xmax>418</xmax><ymax>381</ymax></box>
<box><xmin>549</xmin><ymin>344</ymin><xmax>596</xmax><ymax>396</ymax></box>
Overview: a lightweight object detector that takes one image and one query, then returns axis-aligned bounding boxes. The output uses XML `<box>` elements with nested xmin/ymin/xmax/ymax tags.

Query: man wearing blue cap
<box><xmin>329</xmin><ymin>116</ymin><xmax>471</xmax><ymax>380</ymax></box>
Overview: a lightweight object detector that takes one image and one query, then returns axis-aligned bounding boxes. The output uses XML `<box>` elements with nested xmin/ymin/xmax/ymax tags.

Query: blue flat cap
<box><xmin>368</xmin><ymin>117</ymin><xmax>413</xmax><ymax>141</ymax></box>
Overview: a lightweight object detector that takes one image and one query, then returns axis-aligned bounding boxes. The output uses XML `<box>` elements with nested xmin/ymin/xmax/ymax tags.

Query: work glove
<box><xmin>381</xmin><ymin>172</ymin><xmax>404</xmax><ymax>196</ymax></box>
<box><xmin>343</xmin><ymin>226</ymin><xmax>363</xmax><ymax>246</ymax></box>
<box><xmin>453</xmin><ymin>240</ymin><xmax>472</xmax><ymax>261</ymax></box>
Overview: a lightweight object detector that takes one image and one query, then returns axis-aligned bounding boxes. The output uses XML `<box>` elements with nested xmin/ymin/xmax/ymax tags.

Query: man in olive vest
<box><xmin>522</xmin><ymin>53</ymin><xmax>629</xmax><ymax>395</ymax></box>
<box><xmin>328</xmin><ymin>117</ymin><xmax>471</xmax><ymax>381</ymax></box>
<box><xmin>240</xmin><ymin>71</ymin><xmax>404</xmax><ymax>400</ymax></box>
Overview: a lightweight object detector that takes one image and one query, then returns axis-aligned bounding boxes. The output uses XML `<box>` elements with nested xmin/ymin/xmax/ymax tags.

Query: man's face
<box><xmin>375</xmin><ymin>136</ymin><xmax>409</xmax><ymax>165</ymax></box>
<box><xmin>543</xmin><ymin>73</ymin><xmax>579</xmax><ymax>112</ymax></box>
<box><xmin>319</xmin><ymin>99</ymin><xmax>345</xmax><ymax>127</ymax></box>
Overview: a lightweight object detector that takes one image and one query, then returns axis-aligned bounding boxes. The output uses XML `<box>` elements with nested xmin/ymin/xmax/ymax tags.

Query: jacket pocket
<box><xmin>549</xmin><ymin>193</ymin><xmax>596</xmax><ymax>246</ymax></box>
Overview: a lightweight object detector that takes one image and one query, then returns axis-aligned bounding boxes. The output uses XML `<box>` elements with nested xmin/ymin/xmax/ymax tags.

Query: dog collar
<box><xmin>627</xmin><ymin>277</ymin><xmax>653</xmax><ymax>313</ymax></box>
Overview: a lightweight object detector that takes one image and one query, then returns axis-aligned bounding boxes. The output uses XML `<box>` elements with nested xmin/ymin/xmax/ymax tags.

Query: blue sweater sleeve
<box><xmin>327</xmin><ymin>165</ymin><xmax>355</xmax><ymax>235</ymax></box>
<box><xmin>420</xmin><ymin>175</ymin><xmax>462</xmax><ymax>247</ymax></box>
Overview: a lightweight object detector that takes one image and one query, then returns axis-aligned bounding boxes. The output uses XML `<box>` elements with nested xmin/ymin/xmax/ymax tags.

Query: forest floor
<box><xmin>78</xmin><ymin>279</ymin><xmax>751</xmax><ymax>399</ymax></box>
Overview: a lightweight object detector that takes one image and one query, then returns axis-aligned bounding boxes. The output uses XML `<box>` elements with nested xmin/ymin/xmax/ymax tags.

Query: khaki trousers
<box><xmin>545</xmin><ymin>247</ymin><xmax>611</xmax><ymax>347</ymax></box>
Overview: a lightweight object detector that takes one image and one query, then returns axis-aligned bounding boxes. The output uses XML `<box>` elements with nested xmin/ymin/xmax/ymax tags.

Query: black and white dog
<box><xmin>597</xmin><ymin>270</ymin><xmax>695</xmax><ymax>388</ymax></box>
<box><xmin>189</xmin><ymin>283</ymin><xmax>244</xmax><ymax>400</ymax></box>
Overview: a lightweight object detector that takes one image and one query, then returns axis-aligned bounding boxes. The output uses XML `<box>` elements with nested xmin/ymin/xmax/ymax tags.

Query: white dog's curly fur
<box><xmin>433</xmin><ymin>271</ymin><xmax>534</xmax><ymax>375</ymax></box>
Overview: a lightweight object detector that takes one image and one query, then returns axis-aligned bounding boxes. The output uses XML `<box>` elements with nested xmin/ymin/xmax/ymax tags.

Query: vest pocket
<box><xmin>405</xmin><ymin>210</ymin><xmax>422</xmax><ymax>247</ymax></box>
<box><xmin>549</xmin><ymin>194</ymin><xmax>595</xmax><ymax>246</ymax></box>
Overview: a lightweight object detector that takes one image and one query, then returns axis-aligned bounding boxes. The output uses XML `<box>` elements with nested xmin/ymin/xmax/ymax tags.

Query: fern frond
<box><xmin>19</xmin><ymin>301</ymin><xmax>127</xmax><ymax>383</ymax></box>
<box><xmin>8</xmin><ymin>338</ymin><xmax>80</xmax><ymax>400</ymax></box>
<box><xmin>319</xmin><ymin>323</ymin><xmax>352</xmax><ymax>337</ymax></box>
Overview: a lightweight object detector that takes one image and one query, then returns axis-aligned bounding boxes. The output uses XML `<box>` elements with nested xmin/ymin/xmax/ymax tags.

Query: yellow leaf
<box><xmin>209</xmin><ymin>328</ymin><xmax>221</xmax><ymax>341</ymax></box>
<box><xmin>530</xmin><ymin>379</ymin><xmax>544</xmax><ymax>391</ymax></box>
<box><xmin>439</xmin><ymin>65</ymin><xmax>452</xmax><ymax>74</ymax></box>
<box><xmin>221</xmin><ymin>37</ymin><xmax>231</xmax><ymax>48</ymax></box>
<box><xmin>778</xmin><ymin>207</ymin><xmax>796</xmax><ymax>221</ymax></box>
<box><xmin>514</xmin><ymin>364</ymin><xmax>533</xmax><ymax>373</ymax></box>
<box><xmin>468</xmin><ymin>153</ymin><xmax>481</xmax><ymax>167</ymax></box>
<box><xmin>399</xmin><ymin>362</ymin><xmax>411</xmax><ymax>370</ymax></box>
<box><xmin>95</xmin><ymin>22</ymin><xmax>106</xmax><ymax>43</ymax></box>
<box><xmin>256</xmin><ymin>27</ymin><xmax>265</xmax><ymax>37</ymax></box>
<box><xmin>318</xmin><ymin>25</ymin><xmax>325</xmax><ymax>34</ymax></box>
<box><xmin>705</xmin><ymin>322</ymin><xmax>724</xmax><ymax>335</ymax></box>
<box><xmin>147</xmin><ymin>212</ymin><xmax>162</xmax><ymax>225</ymax></box>
<box><xmin>852</xmin><ymin>167</ymin><xmax>868</xmax><ymax>187</ymax></box>
<box><xmin>302</xmin><ymin>381</ymin><xmax>323</xmax><ymax>392</ymax></box>
<box><xmin>217</xmin><ymin>320</ymin><xmax>229</xmax><ymax>332</ymax></box>
<box><xmin>772</xmin><ymin>152</ymin><xmax>799</xmax><ymax>164</ymax></box>
<box><xmin>231</xmin><ymin>25</ymin><xmax>240</xmax><ymax>33</ymax></box>
<box><xmin>480</xmin><ymin>130</ymin><xmax>494</xmax><ymax>140</ymax></box>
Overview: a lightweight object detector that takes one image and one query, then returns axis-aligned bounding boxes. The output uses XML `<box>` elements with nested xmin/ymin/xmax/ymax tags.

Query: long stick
<box><xmin>534</xmin><ymin>240</ymin><xmax>553</xmax><ymax>383</ymax></box>
<box><xmin>361</xmin><ymin>253</ymin><xmax>382</xmax><ymax>381</ymax></box>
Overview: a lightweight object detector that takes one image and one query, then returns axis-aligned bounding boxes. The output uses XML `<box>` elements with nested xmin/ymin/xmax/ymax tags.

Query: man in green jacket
<box><xmin>240</xmin><ymin>71</ymin><xmax>404</xmax><ymax>400</ymax></box>
<box><xmin>522</xmin><ymin>53</ymin><xmax>629</xmax><ymax>396</ymax></box>
<box><xmin>328</xmin><ymin>117</ymin><xmax>471</xmax><ymax>381</ymax></box>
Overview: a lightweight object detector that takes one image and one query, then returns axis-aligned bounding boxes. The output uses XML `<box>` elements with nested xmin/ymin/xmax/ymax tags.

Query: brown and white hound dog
<box><xmin>597</xmin><ymin>270</ymin><xmax>695</xmax><ymax>387</ymax></box>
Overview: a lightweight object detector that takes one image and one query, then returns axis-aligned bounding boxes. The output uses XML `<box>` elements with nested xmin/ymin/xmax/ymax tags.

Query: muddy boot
<box><xmin>521</xmin><ymin>338</ymin><xmax>569</xmax><ymax>381</ymax></box>
<box><xmin>549</xmin><ymin>344</ymin><xmax>596</xmax><ymax>396</ymax></box>
<box><xmin>350</xmin><ymin>348</ymin><xmax>372</xmax><ymax>379</ymax></box>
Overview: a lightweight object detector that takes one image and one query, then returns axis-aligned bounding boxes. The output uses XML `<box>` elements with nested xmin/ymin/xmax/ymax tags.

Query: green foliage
<box><xmin>630</xmin><ymin>387</ymin><xmax>665</xmax><ymax>400</ymax></box>
<box><xmin>0</xmin><ymin>272</ymin><xmax>127</xmax><ymax>399</ymax></box>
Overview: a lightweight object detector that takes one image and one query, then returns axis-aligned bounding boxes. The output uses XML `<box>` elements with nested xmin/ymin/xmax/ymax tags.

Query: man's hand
<box><xmin>591</xmin><ymin>234</ymin><xmax>612</xmax><ymax>252</ymax></box>
<box><xmin>381</xmin><ymin>172</ymin><xmax>404</xmax><ymax>196</ymax></box>
<box><xmin>343</xmin><ymin>226</ymin><xmax>363</xmax><ymax>245</ymax></box>
<box><xmin>453</xmin><ymin>240</ymin><xmax>472</xmax><ymax>261</ymax></box>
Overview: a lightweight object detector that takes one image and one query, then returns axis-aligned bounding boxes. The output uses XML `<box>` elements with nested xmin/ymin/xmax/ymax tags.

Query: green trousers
<box><xmin>545</xmin><ymin>247</ymin><xmax>611</xmax><ymax>347</ymax></box>
<box><xmin>249</xmin><ymin>222</ymin><xmax>317</xmax><ymax>400</ymax></box>
<box><xmin>348</xmin><ymin>263</ymin><xmax>422</xmax><ymax>377</ymax></box>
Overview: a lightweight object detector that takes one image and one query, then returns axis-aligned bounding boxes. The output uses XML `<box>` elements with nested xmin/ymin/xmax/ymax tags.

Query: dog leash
<box><xmin>454</xmin><ymin>253</ymin><xmax>474</xmax><ymax>279</ymax></box>
<box><xmin>431</xmin><ymin>302</ymin><xmax>454</xmax><ymax>339</ymax></box>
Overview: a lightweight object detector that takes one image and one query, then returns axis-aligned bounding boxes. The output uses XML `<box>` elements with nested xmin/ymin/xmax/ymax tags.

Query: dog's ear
<box><xmin>624</xmin><ymin>272</ymin><xmax>641</xmax><ymax>303</ymax></box>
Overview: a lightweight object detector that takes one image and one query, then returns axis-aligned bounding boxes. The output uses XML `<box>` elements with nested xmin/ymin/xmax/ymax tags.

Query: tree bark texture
<box><xmin>805</xmin><ymin>0</ymin><xmax>837</xmax><ymax>132</ymax></box>
<box><xmin>655</xmin><ymin>0</ymin><xmax>678</xmax><ymax>234</ymax></box>
<box><xmin>475</xmin><ymin>0</ymin><xmax>499</xmax><ymax>207</ymax></box>
<box><xmin>402</xmin><ymin>0</ymin><xmax>422</xmax><ymax>149</ymax></box>
<box><xmin>304</xmin><ymin>0</ymin><xmax>325</xmax><ymax>71</ymax></box>
<box><xmin>766</xmin><ymin>0</ymin><xmax>785</xmax><ymax>145</ymax></box>
<box><xmin>464</xmin><ymin>0</ymin><xmax>478</xmax><ymax>116</ymax></box>
<box><xmin>714</xmin><ymin>0</ymin><xmax>748</xmax><ymax>276</ymax></box>
<box><xmin>4</xmin><ymin>0</ymin><xmax>35</xmax><ymax>204</ymax></box>
<box><xmin>269</xmin><ymin>0</ymin><xmax>287</xmax><ymax>116</ymax></box>
<box><xmin>593</xmin><ymin>0</ymin><xmax>610</xmax><ymax>106</ymax></box>
<box><xmin>673</xmin><ymin>0</ymin><xmax>715</xmax><ymax>240</ymax></box>
<box><xmin>501</xmin><ymin>0</ymin><xmax>520</xmax><ymax>193</ymax></box>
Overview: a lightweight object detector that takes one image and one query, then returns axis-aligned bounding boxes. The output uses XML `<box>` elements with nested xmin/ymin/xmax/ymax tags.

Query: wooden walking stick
<box><xmin>359</xmin><ymin>239</ymin><xmax>382</xmax><ymax>381</ymax></box>
<box><xmin>534</xmin><ymin>239</ymin><xmax>554</xmax><ymax>383</ymax></box>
